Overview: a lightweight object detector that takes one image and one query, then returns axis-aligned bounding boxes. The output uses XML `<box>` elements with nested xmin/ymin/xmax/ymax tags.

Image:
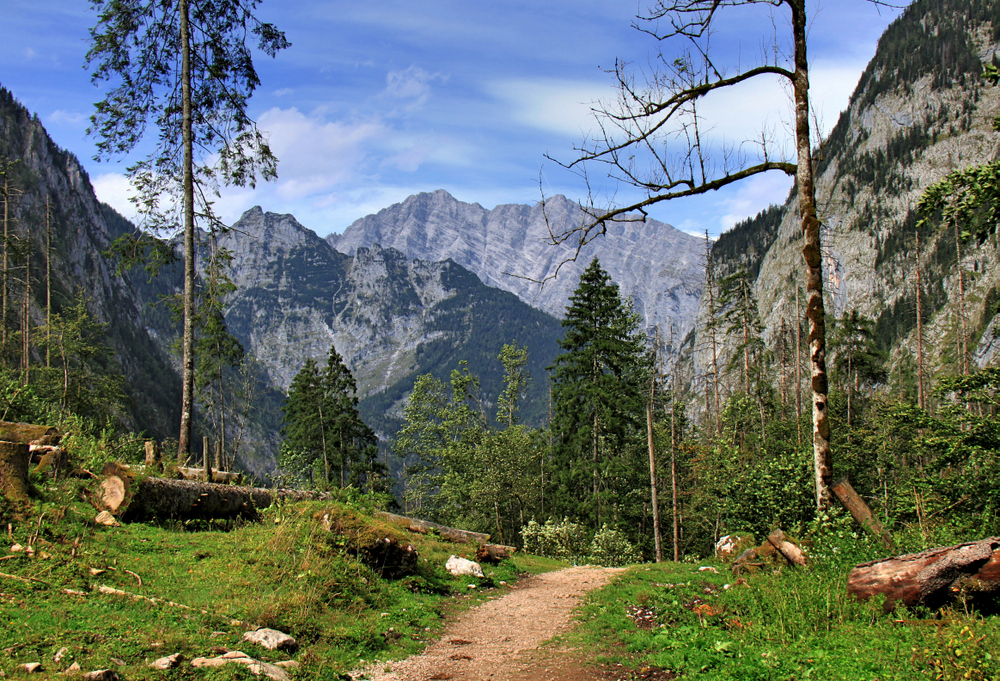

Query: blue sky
<box><xmin>1</xmin><ymin>0</ymin><xmax>909</xmax><ymax>238</ymax></box>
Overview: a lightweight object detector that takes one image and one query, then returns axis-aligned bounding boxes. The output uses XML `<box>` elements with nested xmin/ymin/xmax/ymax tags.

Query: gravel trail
<box><xmin>352</xmin><ymin>565</ymin><xmax>624</xmax><ymax>681</ymax></box>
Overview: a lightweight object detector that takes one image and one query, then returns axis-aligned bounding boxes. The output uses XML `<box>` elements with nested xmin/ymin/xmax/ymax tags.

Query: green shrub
<box><xmin>589</xmin><ymin>524</ymin><xmax>641</xmax><ymax>566</ymax></box>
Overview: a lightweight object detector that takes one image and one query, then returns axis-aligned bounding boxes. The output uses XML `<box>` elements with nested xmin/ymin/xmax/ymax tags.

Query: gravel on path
<box><xmin>351</xmin><ymin>565</ymin><xmax>625</xmax><ymax>681</ymax></box>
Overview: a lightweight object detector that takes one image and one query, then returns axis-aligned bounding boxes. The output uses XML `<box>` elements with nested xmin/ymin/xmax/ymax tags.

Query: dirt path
<box><xmin>351</xmin><ymin>565</ymin><xmax>625</xmax><ymax>681</ymax></box>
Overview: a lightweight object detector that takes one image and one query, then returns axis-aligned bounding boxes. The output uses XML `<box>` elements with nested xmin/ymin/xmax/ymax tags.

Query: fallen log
<box><xmin>0</xmin><ymin>421</ymin><xmax>61</xmax><ymax>446</ymax></box>
<box><xmin>0</xmin><ymin>441</ymin><xmax>30</xmax><ymax>504</ymax></box>
<box><xmin>177</xmin><ymin>467</ymin><xmax>243</xmax><ymax>484</ymax></box>
<box><xmin>831</xmin><ymin>478</ymin><xmax>893</xmax><ymax>549</ymax></box>
<box><xmin>376</xmin><ymin>511</ymin><xmax>490</xmax><ymax>544</ymax></box>
<box><xmin>847</xmin><ymin>537</ymin><xmax>1000</xmax><ymax>612</ymax></box>
<box><xmin>476</xmin><ymin>543</ymin><xmax>516</xmax><ymax>564</ymax></box>
<box><xmin>98</xmin><ymin>476</ymin><xmax>335</xmax><ymax>521</ymax></box>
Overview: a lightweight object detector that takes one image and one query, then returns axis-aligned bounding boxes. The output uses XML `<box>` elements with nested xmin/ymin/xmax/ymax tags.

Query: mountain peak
<box><xmin>328</xmin><ymin>190</ymin><xmax>704</xmax><ymax>336</ymax></box>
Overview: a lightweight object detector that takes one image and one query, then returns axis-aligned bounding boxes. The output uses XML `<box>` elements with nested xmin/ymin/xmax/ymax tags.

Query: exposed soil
<box><xmin>350</xmin><ymin>565</ymin><xmax>627</xmax><ymax>681</ymax></box>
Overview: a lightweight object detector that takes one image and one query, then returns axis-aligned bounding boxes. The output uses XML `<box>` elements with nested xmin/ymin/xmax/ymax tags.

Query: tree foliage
<box><xmin>280</xmin><ymin>345</ymin><xmax>379</xmax><ymax>490</ymax></box>
<box><xmin>549</xmin><ymin>258</ymin><xmax>651</xmax><ymax>532</ymax></box>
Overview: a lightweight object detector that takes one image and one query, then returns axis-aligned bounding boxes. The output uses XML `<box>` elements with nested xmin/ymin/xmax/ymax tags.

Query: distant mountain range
<box><xmin>330</xmin><ymin>189</ymin><xmax>705</xmax><ymax>342</ymax></box>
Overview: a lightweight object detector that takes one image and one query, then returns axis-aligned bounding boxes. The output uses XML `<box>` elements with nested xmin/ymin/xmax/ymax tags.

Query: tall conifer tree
<box><xmin>549</xmin><ymin>258</ymin><xmax>650</xmax><ymax>531</ymax></box>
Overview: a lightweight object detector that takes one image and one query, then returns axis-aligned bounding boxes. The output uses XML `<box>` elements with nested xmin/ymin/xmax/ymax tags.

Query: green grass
<box><xmin>1</xmin><ymin>475</ymin><xmax>566</xmax><ymax>679</ymax></box>
<box><xmin>567</xmin><ymin>547</ymin><xmax>1000</xmax><ymax>680</ymax></box>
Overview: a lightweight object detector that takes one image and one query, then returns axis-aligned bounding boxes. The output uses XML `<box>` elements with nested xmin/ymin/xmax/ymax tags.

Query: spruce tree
<box><xmin>279</xmin><ymin>345</ymin><xmax>377</xmax><ymax>488</ymax></box>
<box><xmin>549</xmin><ymin>258</ymin><xmax>650</xmax><ymax>532</ymax></box>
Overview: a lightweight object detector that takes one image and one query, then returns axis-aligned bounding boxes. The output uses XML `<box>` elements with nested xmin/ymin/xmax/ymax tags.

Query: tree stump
<box><xmin>0</xmin><ymin>441</ymin><xmax>30</xmax><ymax>505</ymax></box>
<box><xmin>848</xmin><ymin>537</ymin><xmax>1000</xmax><ymax>612</ymax></box>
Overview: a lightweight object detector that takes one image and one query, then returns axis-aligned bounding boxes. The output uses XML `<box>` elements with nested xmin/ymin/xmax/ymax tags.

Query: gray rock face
<box><xmin>218</xmin><ymin>208</ymin><xmax>466</xmax><ymax>395</ymax></box>
<box><xmin>330</xmin><ymin>190</ymin><xmax>705</xmax><ymax>338</ymax></box>
<box><xmin>695</xmin><ymin>1</ymin><xmax>1000</xmax><ymax>395</ymax></box>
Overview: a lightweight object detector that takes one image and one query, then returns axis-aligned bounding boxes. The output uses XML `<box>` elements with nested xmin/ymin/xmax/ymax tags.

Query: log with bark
<box><xmin>848</xmin><ymin>537</ymin><xmax>1000</xmax><ymax>612</ymax></box>
<box><xmin>831</xmin><ymin>477</ymin><xmax>893</xmax><ymax>549</ymax></box>
<box><xmin>476</xmin><ymin>543</ymin><xmax>516</xmax><ymax>564</ymax></box>
<box><xmin>0</xmin><ymin>441</ymin><xmax>30</xmax><ymax>505</ymax></box>
<box><xmin>0</xmin><ymin>421</ymin><xmax>61</xmax><ymax>446</ymax></box>
<box><xmin>376</xmin><ymin>512</ymin><xmax>491</xmax><ymax>544</ymax></box>
<box><xmin>97</xmin><ymin>475</ymin><xmax>336</xmax><ymax>521</ymax></box>
<box><xmin>177</xmin><ymin>467</ymin><xmax>243</xmax><ymax>484</ymax></box>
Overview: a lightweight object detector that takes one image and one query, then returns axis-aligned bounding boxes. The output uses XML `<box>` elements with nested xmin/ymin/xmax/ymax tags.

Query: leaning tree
<box><xmin>86</xmin><ymin>0</ymin><xmax>289</xmax><ymax>459</ymax></box>
<box><xmin>548</xmin><ymin>0</ymin><xmax>842</xmax><ymax>509</ymax></box>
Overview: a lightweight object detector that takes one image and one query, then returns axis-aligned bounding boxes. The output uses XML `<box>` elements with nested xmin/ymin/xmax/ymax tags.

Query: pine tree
<box><xmin>279</xmin><ymin>345</ymin><xmax>377</xmax><ymax>488</ymax></box>
<box><xmin>549</xmin><ymin>258</ymin><xmax>651</xmax><ymax>531</ymax></box>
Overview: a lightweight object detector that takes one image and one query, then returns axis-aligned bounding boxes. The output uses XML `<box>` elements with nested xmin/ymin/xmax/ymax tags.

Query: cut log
<box><xmin>100</xmin><ymin>475</ymin><xmax>131</xmax><ymax>513</ymax></box>
<box><xmin>848</xmin><ymin>537</ymin><xmax>1000</xmax><ymax>612</ymax></box>
<box><xmin>99</xmin><ymin>477</ymin><xmax>335</xmax><ymax>521</ymax></box>
<box><xmin>766</xmin><ymin>529</ymin><xmax>807</xmax><ymax>567</ymax></box>
<box><xmin>177</xmin><ymin>467</ymin><xmax>243</xmax><ymax>484</ymax></box>
<box><xmin>475</xmin><ymin>543</ymin><xmax>516</xmax><ymax>564</ymax></box>
<box><xmin>0</xmin><ymin>421</ymin><xmax>60</xmax><ymax>446</ymax></box>
<box><xmin>376</xmin><ymin>511</ymin><xmax>491</xmax><ymax>544</ymax></box>
<box><xmin>0</xmin><ymin>441</ymin><xmax>30</xmax><ymax>505</ymax></box>
<box><xmin>831</xmin><ymin>478</ymin><xmax>893</xmax><ymax>549</ymax></box>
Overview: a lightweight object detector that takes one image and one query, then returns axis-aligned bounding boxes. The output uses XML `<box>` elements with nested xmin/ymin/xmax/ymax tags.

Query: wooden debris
<box><xmin>847</xmin><ymin>536</ymin><xmax>1000</xmax><ymax>611</ymax></box>
<box><xmin>376</xmin><ymin>511</ymin><xmax>491</xmax><ymax>544</ymax></box>
<box><xmin>831</xmin><ymin>478</ymin><xmax>893</xmax><ymax>549</ymax></box>
<box><xmin>0</xmin><ymin>441</ymin><xmax>30</xmax><ymax>504</ymax></box>
<box><xmin>475</xmin><ymin>543</ymin><xmax>516</xmax><ymax>564</ymax></box>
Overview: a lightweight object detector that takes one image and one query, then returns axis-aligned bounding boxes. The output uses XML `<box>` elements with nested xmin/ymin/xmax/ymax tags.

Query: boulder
<box><xmin>446</xmin><ymin>555</ymin><xmax>485</xmax><ymax>578</ymax></box>
<box><xmin>19</xmin><ymin>663</ymin><xmax>42</xmax><ymax>674</ymax></box>
<box><xmin>242</xmin><ymin>628</ymin><xmax>297</xmax><ymax>651</ymax></box>
<box><xmin>149</xmin><ymin>653</ymin><xmax>183</xmax><ymax>670</ymax></box>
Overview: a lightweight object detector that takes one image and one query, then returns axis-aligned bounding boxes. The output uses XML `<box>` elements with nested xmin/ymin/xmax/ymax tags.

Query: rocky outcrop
<box><xmin>330</xmin><ymin>190</ymin><xmax>704</xmax><ymax>338</ymax></box>
<box><xmin>696</xmin><ymin>0</ymin><xmax>1000</xmax><ymax>395</ymax></box>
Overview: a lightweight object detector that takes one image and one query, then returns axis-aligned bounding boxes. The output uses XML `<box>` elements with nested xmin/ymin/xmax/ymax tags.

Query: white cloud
<box><xmin>809</xmin><ymin>58</ymin><xmax>867</xmax><ymax>137</ymax></box>
<box><xmin>257</xmin><ymin>106</ymin><xmax>386</xmax><ymax>201</ymax></box>
<box><xmin>91</xmin><ymin>172</ymin><xmax>136</xmax><ymax>221</ymax></box>
<box><xmin>486</xmin><ymin>78</ymin><xmax>611</xmax><ymax>137</ymax></box>
<box><xmin>718</xmin><ymin>172</ymin><xmax>794</xmax><ymax>233</ymax></box>
<box><xmin>46</xmin><ymin>110</ymin><xmax>87</xmax><ymax>127</ymax></box>
<box><xmin>23</xmin><ymin>47</ymin><xmax>35</xmax><ymax>59</ymax></box>
<box><xmin>381</xmin><ymin>66</ymin><xmax>447</xmax><ymax>114</ymax></box>
<box><xmin>274</xmin><ymin>88</ymin><xmax>294</xmax><ymax>97</ymax></box>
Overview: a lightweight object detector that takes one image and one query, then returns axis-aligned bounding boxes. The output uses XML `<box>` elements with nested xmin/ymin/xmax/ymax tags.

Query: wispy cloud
<box><xmin>486</xmin><ymin>78</ymin><xmax>610</xmax><ymax>138</ymax></box>
<box><xmin>46</xmin><ymin>109</ymin><xmax>87</xmax><ymax>127</ymax></box>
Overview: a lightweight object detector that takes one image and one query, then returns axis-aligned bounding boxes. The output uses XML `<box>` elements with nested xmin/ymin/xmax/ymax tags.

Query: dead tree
<box><xmin>545</xmin><ymin>0</ymin><xmax>834</xmax><ymax>508</ymax></box>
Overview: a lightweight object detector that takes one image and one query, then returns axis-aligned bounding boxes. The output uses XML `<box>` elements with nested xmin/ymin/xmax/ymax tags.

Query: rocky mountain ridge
<box><xmin>329</xmin><ymin>189</ymin><xmax>705</xmax><ymax>340</ymax></box>
<box><xmin>698</xmin><ymin>0</ymin><xmax>1000</xmax><ymax>400</ymax></box>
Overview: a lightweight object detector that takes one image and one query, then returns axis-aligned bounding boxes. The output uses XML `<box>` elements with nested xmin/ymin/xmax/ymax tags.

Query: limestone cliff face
<box><xmin>695</xmin><ymin>0</ymin><xmax>1000</xmax><ymax>396</ymax></box>
<box><xmin>0</xmin><ymin>86</ymin><xmax>180</xmax><ymax>435</ymax></box>
<box><xmin>219</xmin><ymin>207</ymin><xmax>458</xmax><ymax>395</ymax></box>
<box><xmin>329</xmin><ymin>190</ymin><xmax>704</xmax><ymax>338</ymax></box>
<box><xmin>216</xmin><ymin>207</ymin><xmax>563</xmax><ymax>443</ymax></box>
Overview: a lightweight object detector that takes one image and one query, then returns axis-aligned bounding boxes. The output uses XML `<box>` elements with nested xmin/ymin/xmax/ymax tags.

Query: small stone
<box><xmin>19</xmin><ymin>663</ymin><xmax>42</xmax><ymax>673</ymax></box>
<box><xmin>275</xmin><ymin>660</ymin><xmax>300</xmax><ymax>669</ymax></box>
<box><xmin>54</xmin><ymin>647</ymin><xmax>70</xmax><ymax>663</ymax></box>
<box><xmin>242</xmin><ymin>628</ymin><xmax>297</xmax><ymax>651</ymax></box>
<box><xmin>110</xmin><ymin>658</ymin><xmax>125</xmax><ymax>666</ymax></box>
<box><xmin>10</xmin><ymin>544</ymin><xmax>24</xmax><ymax>553</ymax></box>
<box><xmin>222</xmin><ymin>651</ymin><xmax>251</xmax><ymax>659</ymax></box>
<box><xmin>94</xmin><ymin>512</ymin><xmax>119</xmax><ymax>527</ymax></box>
<box><xmin>248</xmin><ymin>661</ymin><xmax>291</xmax><ymax>681</ymax></box>
<box><xmin>81</xmin><ymin>671</ymin><xmax>119</xmax><ymax>681</ymax></box>
<box><xmin>191</xmin><ymin>657</ymin><xmax>226</xmax><ymax>668</ymax></box>
<box><xmin>209</xmin><ymin>631</ymin><xmax>228</xmax><ymax>638</ymax></box>
<box><xmin>64</xmin><ymin>662</ymin><xmax>81</xmax><ymax>675</ymax></box>
<box><xmin>88</xmin><ymin>568</ymin><xmax>105</xmax><ymax>576</ymax></box>
<box><xmin>149</xmin><ymin>653</ymin><xmax>182</xmax><ymax>670</ymax></box>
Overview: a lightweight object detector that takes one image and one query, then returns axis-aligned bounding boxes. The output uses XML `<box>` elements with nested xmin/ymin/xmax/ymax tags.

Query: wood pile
<box><xmin>732</xmin><ymin>529</ymin><xmax>807</xmax><ymax>573</ymax></box>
